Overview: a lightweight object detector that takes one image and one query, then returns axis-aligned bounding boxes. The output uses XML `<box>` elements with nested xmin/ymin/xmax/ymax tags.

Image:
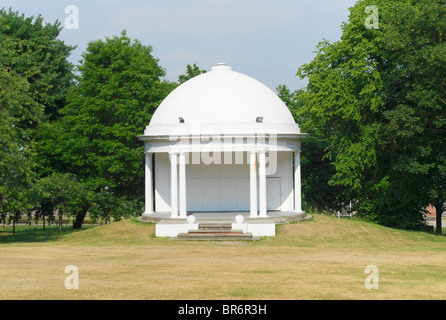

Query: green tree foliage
<box><xmin>89</xmin><ymin>189</ymin><xmax>139</xmax><ymax>225</ymax></box>
<box><xmin>0</xmin><ymin>8</ymin><xmax>74</xmax><ymax>122</ymax></box>
<box><xmin>379</xmin><ymin>1</ymin><xmax>446</xmax><ymax>232</ymax></box>
<box><xmin>287</xmin><ymin>0</ymin><xmax>445</xmax><ymax>229</ymax></box>
<box><xmin>178</xmin><ymin>63</ymin><xmax>207</xmax><ymax>84</ymax></box>
<box><xmin>0</xmin><ymin>8</ymin><xmax>75</xmax><ymax>231</ymax></box>
<box><xmin>40</xmin><ymin>31</ymin><xmax>174</xmax><ymax>201</ymax></box>
<box><xmin>0</xmin><ymin>56</ymin><xmax>39</xmax><ymax>233</ymax></box>
<box><xmin>30</xmin><ymin>173</ymin><xmax>91</xmax><ymax>233</ymax></box>
<box><xmin>277</xmin><ymin>85</ymin><xmax>350</xmax><ymax>213</ymax></box>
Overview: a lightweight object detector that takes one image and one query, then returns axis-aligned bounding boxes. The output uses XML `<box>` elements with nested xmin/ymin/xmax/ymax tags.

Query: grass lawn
<box><xmin>1</xmin><ymin>214</ymin><xmax>446</xmax><ymax>300</ymax></box>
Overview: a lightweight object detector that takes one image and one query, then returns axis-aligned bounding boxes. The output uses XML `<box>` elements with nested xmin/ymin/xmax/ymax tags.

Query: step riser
<box><xmin>176</xmin><ymin>223</ymin><xmax>254</xmax><ymax>240</ymax></box>
<box><xmin>188</xmin><ymin>233</ymin><xmax>243</xmax><ymax>235</ymax></box>
<box><xmin>177</xmin><ymin>234</ymin><xmax>253</xmax><ymax>240</ymax></box>
<box><xmin>177</xmin><ymin>238</ymin><xmax>251</xmax><ymax>240</ymax></box>
<box><xmin>188</xmin><ymin>229</ymin><xmax>244</xmax><ymax>234</ymax></box>
<box><xmin>199</xmin><ymin>225</ymin><xmax>232</xmax><ymax>230</ymax></box>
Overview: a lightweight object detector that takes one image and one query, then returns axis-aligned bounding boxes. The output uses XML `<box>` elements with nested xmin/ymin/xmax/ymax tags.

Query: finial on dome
<box><xmin>211</xmin><ymin>63</ymin><xmax>232</xmax><ymax>71</ymax></box>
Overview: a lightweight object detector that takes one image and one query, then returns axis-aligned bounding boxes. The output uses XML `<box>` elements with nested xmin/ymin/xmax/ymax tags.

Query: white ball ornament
<box><xmin>235</xmin><ymin>215</ymin><xmax>244</xmax><ymax>224</ymax></box>
<box><xmin>187</xmin><ymin>215</ymin><xmax>196</xmax><ymax>224</ymax></box>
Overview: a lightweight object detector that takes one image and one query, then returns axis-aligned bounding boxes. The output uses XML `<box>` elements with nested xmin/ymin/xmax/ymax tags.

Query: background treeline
<box><xmin>279</xmin><ymin>0</ymin><xmax>445</xmax><ymax>232</ymax></box>
<box><xmin>1</xmin><ymin>0</ymin><xmax>444</xmax><ymax>234</ymax></box>
<box><xmin>0</xmin><ymin>8</ymin><xmax>204</xmax><ymax>233</ymax></box>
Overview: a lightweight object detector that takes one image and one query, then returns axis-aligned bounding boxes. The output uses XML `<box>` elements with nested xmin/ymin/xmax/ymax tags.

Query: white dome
<box><xmin>144</xmin><ymin>63</ymin><xmax>300</xmax><ymax>136</ymax></box>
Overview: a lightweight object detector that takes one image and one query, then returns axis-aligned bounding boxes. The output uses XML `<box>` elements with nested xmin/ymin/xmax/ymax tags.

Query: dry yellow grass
<box><xmin>1</xmin><ymin>214</ymin><xmax>446</xmax><ymax>300</ymax></box>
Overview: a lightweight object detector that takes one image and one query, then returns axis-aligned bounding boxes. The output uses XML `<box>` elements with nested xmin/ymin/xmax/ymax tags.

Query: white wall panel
<box><xmin>154</xmin><ymin>151</ymin><xmax>293</xmax><ymax>212</ymax></box>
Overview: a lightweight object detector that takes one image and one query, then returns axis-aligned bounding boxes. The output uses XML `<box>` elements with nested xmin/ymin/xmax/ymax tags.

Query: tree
<box><xmin>39</xmin><ymin>31</ymin><xmax>175</xmax><ymax>201</ymax></box>
<box><xmin>0</xmin><ymin>62</ymin><xmax>38</xmax><ymax>234</ymax></box>
<box><xmin>89</xmin><ymin>190</ymin><xmax>139</xmax><ymax>225</ymax></box>
<box><xmin>289</xmin><ymin>0</ymin><xmax>445</xmax><ymax>229</ymax></box>
<box><xmin>378</xmin><ymin>0</ymin><xmax>446</xmax><ymax>232</ymax></box>
<box><xmin>278</xmin><ymin>85</ymin><xmax>350</xmax><ymax>214</ymax></box>
<box><xmin>0</xmin><ymin>8</ymin><xmax>75</xmax><ymax>232</ymax></box>
<box><xmin>0</xmin><ymin>8</ymin><xmax>75</xmax><ymax>122</ymax></box>
<box><xmin>31</xmin><ymin>173</ymin><xmax>90</xmax><ymax>233</ymax></box>
<box><xmin>178</xmin><ymin>63</ymin><xmax>206</xmax><ymax>84</ymax></box>
<box><xmin>68</xmin><ymin>184</ymin><xmax>93</xmax><ymax>230</ymax></box>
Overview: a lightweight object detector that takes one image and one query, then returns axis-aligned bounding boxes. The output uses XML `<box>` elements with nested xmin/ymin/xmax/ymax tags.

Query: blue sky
<box><xmin>3</xmin><ymin>0</ymin><xmax>358</xmax><ymax>92</ymax></box>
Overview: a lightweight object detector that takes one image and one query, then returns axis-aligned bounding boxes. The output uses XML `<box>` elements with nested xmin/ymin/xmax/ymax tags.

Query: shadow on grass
<box><xmin>0</xmin><ymin>224</ymin><xmax>96</xmax><ymax>244</ymax></box>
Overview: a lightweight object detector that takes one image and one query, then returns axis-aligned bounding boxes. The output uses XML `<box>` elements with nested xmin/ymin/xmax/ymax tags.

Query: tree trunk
<box><xmin>43</xmin><ymin>215</ymin><xmax>45</xmax><ymax>231</ymax></box>
<box><xmin>435</xmin><ymin>201</ymin><xmax>444</xmax><ymax>235</ymax></box>
<box><xmin>58</xmin><ymin>213</ymin><xmax>62</xmax><ymax>234</ymax></box>
<box><xmin>73</xmin><ymin>211</ymin><xmax>87</xmax><ymax>229</ymax></box>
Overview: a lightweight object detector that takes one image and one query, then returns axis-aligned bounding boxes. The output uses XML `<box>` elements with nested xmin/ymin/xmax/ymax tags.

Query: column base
<box><xmin>142</xmin><ymin>211</ymin><xmax>154</xmax><ymax>217</ymax></box>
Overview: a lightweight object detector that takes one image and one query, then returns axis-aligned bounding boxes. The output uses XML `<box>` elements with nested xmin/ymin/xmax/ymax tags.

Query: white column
<box><xmin>143</xmin><ymin>152</ymin><xmax>153</xmax><ymax>215</ymax></box>
<box><xmin>258</xmin><ymin>150</ymin><xmax>268</xmax><ymax>217</ymax></box>
<box><xmin>294</xmin><ymin>150</ymin><xmax>302</xmax><ymax>212</ymax></box>
<box><xmin>170</xmin><ymin>152</ymin><xmax>178</xmax><ymax>218</ymax></box>
<box><xmin>249</xmin><ymin>151</ymin><xmax>258</xmax><ymax>218</ymax></box>
<box><xmin>178</xmin><ymin>152</ymin><xmax>187</xmax><ymax>218</ymax></box>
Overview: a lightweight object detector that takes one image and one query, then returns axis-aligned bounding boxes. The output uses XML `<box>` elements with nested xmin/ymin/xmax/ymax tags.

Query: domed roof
<box><xmin>143</xmin><ymin>63</ymin><xmax>301</xmax><ymax>136</ymax></box>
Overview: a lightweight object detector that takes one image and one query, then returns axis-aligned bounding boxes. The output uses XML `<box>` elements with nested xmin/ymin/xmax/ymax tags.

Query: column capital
<box><xmin>257</xmin><ymin>146</ymin><xmax>268</xmax><ymax>155</ymax></box>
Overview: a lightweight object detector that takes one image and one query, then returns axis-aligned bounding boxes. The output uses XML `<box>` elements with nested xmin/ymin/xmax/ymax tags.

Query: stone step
<box><xmin>176</xmin><ymin>232</ymin><xmax>254</xmax><ymax>240</ymax></box>
<box><xmin>172</xmin><ymin>222</ymin><xmax>257</xmax><ymax>240</ymax></box>
<box><xmin>187</xmin><ymin>229</ymin><xmax>244</xmax><ymax>234</ymax></box>
<box><xmin>198</xmin><ymin>223</ymin><xmax>233</xmax><ymax>230</ymax></box>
